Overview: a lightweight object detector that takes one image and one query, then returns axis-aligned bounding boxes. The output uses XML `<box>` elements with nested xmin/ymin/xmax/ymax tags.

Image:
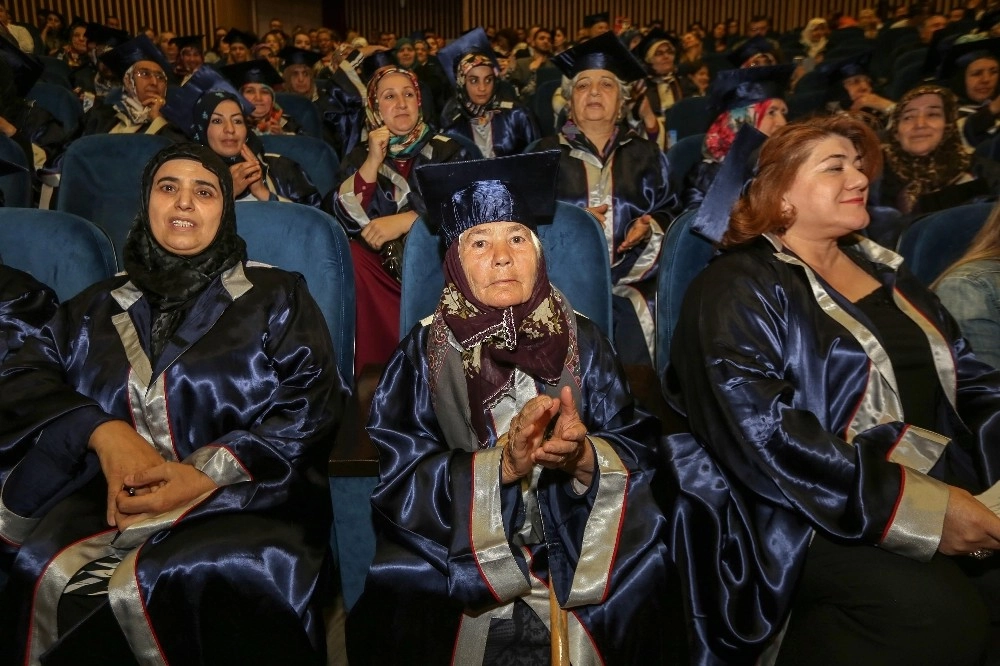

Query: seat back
<box><xmin>275</xmin><ymin>92</ymin><xmax>324</xmax><ymax>139</ymax></box>
<box><xmin>666</xmin><ymin>96</ymin><xmax>712</xmax><ymax>140</ymax></box>
<box><xmin>666</xmin><ymin>133</ymin><xmax>705</xmax><ymax>196</ymax></box>
<box><xmin>440</xmin><ymin>130</ymin><xmax>483</xmax><ymax>159</ymax></box>
<box><xmin>38</xmin><ymin>56</ymin><xmax>72</xmax><ymax>88</ymax></box>
<box><xmin>259</xmin><ymin>134</ymin><xmax>341</xmax><ymax>198</ymax></box>
<box><xmin>400</xmin><ymin>201</ymin><xmax>613</xmax><ymax>338</ymax></box>
<box><xmin>897</xmin><ymin>202</ymin><xmax>994</xmax><ymax>285</ymax></box>
<box><xmin>885</xmin><ymin>60</ymin><xmax>926</xmax><ymax>100</ymax></box>
<box><xmin>27</xmin><ymin>81</ymin><xmax>84</xmax><ymax>138</ymax></box>
<box><xmin>234</xmin><ymin>201</ymin><xmax>355</xmax><ymax>385</ymax></box>
<box><xmin>0</xmin><ymin>208</ymin><xmax>117</xmax><ymax>301</ymax></box>
<box><xmin>655</xmin><ymin>209</ymin><xmax>717</xmax><ymax>376</ymax></box>
<box><xmin>0</xmin><ymin>134</ymin><xmax>32</xmax><ymax>208</ymax></box>
<box><xmin>56</xmin><ymin>134</ymin><xmax>173</xmax><ymax>261</ymax></box>
<box><xmin>532</xmin><ymin>79</ymin><xmax>562</xmax><ymax>137</ymax></box>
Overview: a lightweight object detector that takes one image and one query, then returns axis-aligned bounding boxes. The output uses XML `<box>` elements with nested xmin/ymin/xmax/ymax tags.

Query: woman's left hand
<box><xmin>617</xmin><ymin>214</ymin><xmax>653</xmax><ymax>253</ymax></box>
<box><xmin>114</xmin><ymin>462</ymin><xmax>218</xmax><ymax>530</ymax></box>
<box><xmin>533</xmin><ymin>386</ymin><xmax>594</xmax><ymax>488</ymax></box>
<box><xmin>266</xmin><ymin>118</ymin><xmax>284</xmax><ymax>135</ymax></box>
<box><xmin>360</xmin><ymin>211</ymin><xmax>416</xmax><ymax>250</ymax></box>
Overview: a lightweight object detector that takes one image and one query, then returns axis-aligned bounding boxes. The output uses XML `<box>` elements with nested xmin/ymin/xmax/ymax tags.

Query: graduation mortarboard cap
<box><xmin>436</xmin><ymin>27</ymin><xmax>498</xmax><ymax>85</ymax></box>
<box><xmin>415</xmin><ymin>151</ymin><xmax>562</xmax><ymax>248</ymax></box>
<box><xmin>706</xmin><ymin>63</ymin><xmax>794</xmax><ymax>119</ymax></box>
<box><xmin>0</xmin><ymin>38</ymin><xmax>43</xmax><ymax>97</ymax></box>
<box><xmin>361</xmin><ymin>50</ymin><xmax>396</xmax><ymax>81</ymax></box>
<box><xmin>161</xmin><ymin>65</ymin><xmax>254</xmax><ymax>140</ymax></box>
<box><xmin>223</xmin><ymin>28</ymin><xmax>257</xmax><ymax>47</ymax></box>
<box><xmin>815</xmin><ymin>49</ymin><xmax>873</xmax><ymax>85</ymax></box>
<box><xmin>278</xmin><ymin>46</ymin><xmax>321</xmax><ymax>69</ymax></box>
<box><xmin>551</xmin><ymin>30</ymin><xmax>647</xmax><ymax>82</ymax></box>
<box><xmin>938</xmin><ymin>36</ymin><xmax>1000</xmax><ymax>81</ymax></box>
<box><xmin>219</xmin><ymin>59</ymin><xmax>283</xmax><ymax>88</ymax></box>
<box><xmin>584</xmin><ymin>12</ymin><xmax>611</xmax><ymax>29</ymax></box>
<box><xmin>98</xmin><ymin>34</ymin><xmax>171</xmax><ymax>79</ymax></box>
<box><xmin>727</xmin><ymin>36</ymin><xmax>779</xmax><ymax>68</ymax></box>
<box><xmin>85</xmin><ymin>22</ymin><xmax>130</xmax><ymax>48</ymax></box>
<box><xmin>691</xmin><ymin>124</ymin><xmax>768</xmax><ymax>243</ymax></box>
<box><xmin>631</xmin><ymin>29</ymin><xmax>679</xmax><ymax>63</ymax></box>
<box><xmin>171</xmin><ymin>35</ymin><xmax>204</xmax><ymax>52</ymax></box>
<box><xmin>980</xmin><ymin>9</ymin><xmax>1000</xmax><ymax>34</ymax></box>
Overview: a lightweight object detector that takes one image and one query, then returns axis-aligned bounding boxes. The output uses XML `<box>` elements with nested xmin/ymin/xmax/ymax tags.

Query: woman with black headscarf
<box><xmin>0</xmin><ymin>142</ymin><xmax>345</xmax><ymax>665</ymax></box>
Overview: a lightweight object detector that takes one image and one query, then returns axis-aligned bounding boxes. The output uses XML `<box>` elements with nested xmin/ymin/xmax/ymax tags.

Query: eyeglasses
<box><xmin>134</xmin><ymin>68</ymin><xmax>167</xmax><ymax>82</ymax></box>
<box><xmin>653</xmin><ymin>47</ymin><xmax>675</xmax><ymax>58</ymax></box>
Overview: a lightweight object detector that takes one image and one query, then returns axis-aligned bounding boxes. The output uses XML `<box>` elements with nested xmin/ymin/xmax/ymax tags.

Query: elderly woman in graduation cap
<box><xmin>346</xmin><ymin>151</ymin><xmax>683</xmax><ymax>666</ymax></box>
<box><xmin>531</xmin><ymin>31</ymin><xmax>674</xmax><ymax>367</ymax></box>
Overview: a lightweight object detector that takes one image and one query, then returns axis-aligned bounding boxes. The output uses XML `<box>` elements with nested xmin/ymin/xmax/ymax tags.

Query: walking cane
<box><xmin>549</xmin><ymin>578</ymin><xmax>570</xmax><ymax>665</ymax></box>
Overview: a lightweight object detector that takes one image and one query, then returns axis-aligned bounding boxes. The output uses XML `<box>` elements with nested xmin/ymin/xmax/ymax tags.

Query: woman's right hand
<box><xmin>938</xmin><ymin>486</ymin><xmax>1000</xmax><ymax>556</ymax></box>
<box><xmin>230</xmin><ymin>143</ymin><xmax>268</xmax><ymax>198</ymax></box>
<box><xmin>88</xmin><ymin>420</ymin><xmax>166</xmax><ymax>527</ymax></box>
<box><xmin>585</xmin><ymin>203</ymin><xmax>609</xmax><ymax>226</ymax></box>
<box><xmin>359</xmin><ymin>126</ymin><xmax>392</xmax><ymax>183</ymax></box>
<box><xmin>501</xmin><ymin>395</ymin><xmax>561</xmax><ymax>484</ymax></box>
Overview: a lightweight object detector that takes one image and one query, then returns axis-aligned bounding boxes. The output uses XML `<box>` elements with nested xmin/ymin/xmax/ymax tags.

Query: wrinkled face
<box><xmin>180</xmin><ymin>46</ymin><xmax>203</xmax><ymax>72</ymax></box>
<box><xmin>229</xmin><ymin>42</ymin><xmax>249</xmax><ymax>62</ymax></box>
<box><xmin>570</xmin><ymin>69</ymin><xmax>622</xmax><ymax>125</ymax></box>
<box><xmin>148</xmin><ymin>159</ymin><xmax>224</xmax><ymax>256</ymax></box>
<box><xmin>206</xmin><ymin>99</ymin><xmax>247</xmax><ymax>157</ymax></box>
<box><xmin>782</xmin><ymin>135</ymin><xmax>870</xmax><ymax>240</ymax></box>
<box><xmin>241</xmin><ymin>83</ymin><xmax>274</xmax><ymax>119</ymax></box>
<box><xmin>396</xmin><ymin>44</ymin><xmax>416</xmax><ymax>68</ymax></box>
<box><xmin>132</xmin><ymin>60</ymin><xmax>167</xmax><ymax>103</ymax></box>
<box><xmin>965</xmin><ymin>57</ymin><xmax>1000</xmax><ymax>104</ymax></box>
<box><xmin>843</xmin><ymin>74</ymin><xmax>873</xmax><ymax>100</ymax></box>
<box><xmin>465</xmin><ymin>64</ymin><xmax>495</xmax><ymax>105</ymax></box>
<box><xmin>293</xmin><ymin>33</ymin><xmax>311</xmax><ymax>49</ymax></box>
<box><xmin>287</xmin><ymin>64</ymin><xmax>313</xmax><ymax>94</ymax></box>
<box><xmin>376</xmin><ymin>72</ymin><xmax>419</xmax><ymax>135</ymax></box>
<box><xmin>756</xmin><ymin>99</ymin><xmax>789</xmax><ymax>135</ymax></box>
<box><xmin>896</xmin><ymin>93</ymin><xmax>946</xmax><ymax>156</ymax></box>
<box><xmin>649</xmin><ymin>42</ymin><xmax>676</xmax><ymax>75</ymax></box>
<box><xmin>459</xmin><ymin>222</ymin><xmax>539</xmax><ymax>308</ymax></box>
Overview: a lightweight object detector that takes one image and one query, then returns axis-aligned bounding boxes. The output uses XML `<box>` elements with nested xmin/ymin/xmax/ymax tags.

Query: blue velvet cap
<box><xmin>584</xmin><ymin>12</ymin><xmax>610</xmax><ymax>28</ymax></box>
<box><xmin>0</xmin><ymin>38</ymin><xmax>43</xmax><ymax>96</ymax></box>
<box><xmin>219</xmin><ymin>59</ymin><xmax>284</xmax><ymax>88</ymax></box>
<box><xmin>706</xmin><ymin>63</ymin><xmax>794</xmax><ymax>118</ymax></box>
<box><xmin>98</xmin><ymin>35</ymin><xmax>171</xmax><ymax>79</ymax></box>
<box><xmin>437</xmin><ymin>27</ymin><xmax>499</xmax><ymax>85</ymax></box>
<box><xmin>551</xmin><ymin>31</ymin><xmax>647</xmax><ymax>82</ymax></box>
<box><xmin>691</xmin><ymin>124</ymin><xmax>767</xmax><ymax>243</ymax></box>
<box><xmin>170</xmin><ymin>35</ymin><xmax>204</xmax><ymax>52</ymax></box>
<box><xmin>816</xmin><ymin>49</ymin><xmax>873</xmax><ymax>85</ymax></box>
<box><xmin>938</xmin><ymin>36</ymin><xmax>1000</xmax><ymax>80</ymax></box>
<box><xmin>278</xmin><ymin>46</ymin><xmax>321</xmax><ymax>69</ymax></box>
<box><xmin>160</xmin><ymin>66</ymin><xmax>254</xmax><ymax>139</ymax></box>
<box><xmin>361</xmin><ymin>50</ymin><xmax>396</xmax><ymax>81</ymax></box>
<box><xmin>415</xmin><ymin>151</ymin><xmax>562</xmax><ymax>248</ymax></box>
<box><xmin>727</xmin><ymin>36</ymin><xmax>779</xmax><ymax>68</ymax></box>
<box><xmin>223</xmin><ymin>28</ymin><xmax>257</xmax><ymax>47</ymax></box>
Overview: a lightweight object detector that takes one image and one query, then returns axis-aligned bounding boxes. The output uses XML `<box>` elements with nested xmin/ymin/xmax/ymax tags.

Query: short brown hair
<box><xmin>723</xmin><ymin>114</ymin><xmax>883</xmax><ymax>247</ymax></box>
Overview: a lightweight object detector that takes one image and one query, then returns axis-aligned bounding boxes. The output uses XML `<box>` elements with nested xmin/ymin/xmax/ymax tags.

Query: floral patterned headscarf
<box><xmin>365</xmin><ymin>65</ymin><xmax>430</xmax><ymax>157</ymax></box>
<box><xmin>455</xmin><ymin>52</ymin><xmax>503</xmax><ymax>119</ymax></box>
<box><xmin>702</xmin><ymin>98</ymin><xmax>778</xmax><ymax>162</ymax></box>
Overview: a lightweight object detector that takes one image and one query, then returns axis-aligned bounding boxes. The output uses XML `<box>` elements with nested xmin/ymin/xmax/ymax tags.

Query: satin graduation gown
<box><xmin>438</xmin><ymin>99</ymin><xmax>540</xmax><ymax>158</ymax></box>
<box><xmin>0</xmin><ymin>263</ymin><xmax>346</xmax><ymax>664</ymax></box>
<box><xmin>662</xmin><ymin>234</ymin><xmax>1000</xmax><ymax>665</ymax></box>
<box><xmin>0</xmin><ymin>265</ymin><xmax>57</xmax><ymax>364</ymax></box>
<box><xmin>251</xmin><ymin>152</ymin><xmax>322</xmax><ymax>208</ymax></box>
<box><xmin>347</xmin><ymin>313</ymin><xmax>682</xmax><ymax>665</ymax></box>
<box><xmin>532</xmin><ymin>128</ymin><xmax>675</xmax><ymax>364</ymax></box>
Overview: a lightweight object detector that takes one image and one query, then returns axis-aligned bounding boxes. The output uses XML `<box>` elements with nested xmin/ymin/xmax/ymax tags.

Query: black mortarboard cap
<box><xmin>223</xmin><ymin>28</ymin><xmax>257</xmax><ymax>48</ymax></box>
<box><xmin>583</xmin><ymin>12</ymin><xmax>610</xmax><ymax>29</ymax></box>
<box><xmin>631</xmin><ymin>29</ymin><xmax>680</xmax><ymax>63</ymax></box>
<box><xmin>706</xmin><ymin>63</ymin><xmax>794</xmax><ymax>118</ymax></box>
<box><xmin>692</xmin><ymin>124</ymin><xmax>767</xmax><ymax>243</ymax></box>
<box><xmin>938</xmin><ymin>36</ymin><xmax>1000</xmax><ymax>81</ymax></box>
<box><xmin>727</xmin><ymin>36</ymin><xmax>779</xmax><ymax>68</ymax></box>
<box><xmin>361</xmin><ymin>50</ymin><xmax>396</xmax><ymax>81</ymax></box>
<box><xmin>436</xmin><ymin>27</ymin><xmax>499</xmax><ymax>85</ymax></box>
<box><xmin>278</xmin><ymin>46</ymin><xmax>321</xmax><ymax>69</ymax></box>
<box><xmin>98</xmin><ymin>35</ymin><xmax>171</xmax><ymax>79</ymax></box>
<box><xmin>171</xmin><ymin>35</ymin><xmax>204</xmax><ymax>52</ymax></box>
<box><xmin>0</xmin><ymin>39</ymin><xmax>43</xmax><ymax>96</ymax></box>
<box><xmin>161</xmin><ymin>65</ymin><xmax>254</xmax><ymax>140</ymax></box>
<box><xmin>219</xmin><ymin>59</ymin><xmax>284</xmax><ymax>88</ymax></box>
<box><xmin>85</xmin><ymin>22</ymin><xmax>130</xmax><ymax>48</ymax></box>
<box><xmin>551</xmin><ymin>31</ymin><xmax>647</xmax><ymax>82</ymax></box>
<box><xmin>416</xmin><ymin>151</ymin><xmax>562</xmax><ymax>248</ymax></box>
<box><xmin>816</xmin><ymin>49</ymin><xmax>873</xmax><ymax>85</ymax></box>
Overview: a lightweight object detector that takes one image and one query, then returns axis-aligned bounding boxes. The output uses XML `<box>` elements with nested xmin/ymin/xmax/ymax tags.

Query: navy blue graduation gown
<box><xmin>0</xmin><ymin>263</ymin><xmax>346</xmax><ymax>664</ymax></box>
<box><xmin>0</xmin><ymin>265</ymin><xmax>57</xmax><ymax>364</ymax></box>
<box><xmin>348</xmin><ymin>314</ymin><xmax>682</xmax><ymax>665</ymax></box>
<box><xmin>438</xmin><ymin>99</ymin><xmax>540</xmax><ymax>157</ymax></box>
<box><xmin>662</xmin><ymin>234</ymin><xmax>1000</xmax><ymax>665</ymax></box>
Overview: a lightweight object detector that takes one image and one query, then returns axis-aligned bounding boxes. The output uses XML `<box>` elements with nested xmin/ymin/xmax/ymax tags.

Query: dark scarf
<box><xmin>122</xmin><ymin>143</ymin><xmax>247</xmax><ymax>361</ymax></box>
<box><xmin>455</xmin><ymin>52</ymin><xmax>503</xmax><ymax>120</ymax></box>
<box><xmin>430</xmin><ymin>240</ymin><xmax>570</xmax><ymax>446</ymax></box>
<box><xmin>191</xmin><ymin>90</ymin><xmax>269</xmax><ymax>195</ymax></box>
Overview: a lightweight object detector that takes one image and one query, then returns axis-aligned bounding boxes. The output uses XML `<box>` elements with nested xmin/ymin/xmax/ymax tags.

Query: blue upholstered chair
<box><xmin>56</xmin><ymin>134</ymin><xmax>173</xmax><ymax>262</ymax></box>
<box><xmin>665</xmin><ymin>133</ymin><xmax>705</xmax><ymax>199</ymax></box>
<box><xmin>897</xmin><ymin>202</ymin><xmax>994</xmax><ymax>285</ymax></box>
<box><xmin>259</xmin><ymin>134</ymin><xmax>341</xmax><ymax>198</ymax></box>
<box><xmin>0</xmin><ymin>208</ymin><xmax>117</xmax><ymax>301</ymax></box>
<box><xmin>38</xmin><ymin>56</ymin><xmax>72</xmax><ymax>89</ymax></box>
<box><xmin>440</xmin><ymin>130</ymin><xmax>484</xmax><ymax>159</ymax></box>
<box><xmin>532</xmin><ymin>79</ymin><xmax>562</xmax><ymax>137</ymax></box>
<box><xmin>275</xmin><ymin>92</ymin><xmax>324</xmax><ymax>139</ymax></box>
<box><xmin>666</xmin><ymin>96</ymin><xmax>712</xmax><ymax>141</ymax></box>
<box><xmin>0</xmin><ymin>134</ymin><xmax>32</xmax><ymax>208</ymax></box>
<box><xmin>655</xmin><ymin>209</ymin><xmax>717</xmax><ymax>377</ymax></box>
<box><xmin>26</xmin><ymin>82</ymin><xmax>84</xmax><ymax>138</ymax></box>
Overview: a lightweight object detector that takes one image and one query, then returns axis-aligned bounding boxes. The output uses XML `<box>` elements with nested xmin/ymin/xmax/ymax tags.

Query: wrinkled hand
<box><xmin>618</xmin><ymin>214</ymin><xmax>653</xmax><ymax>253</ymax></box>
<box><xmin>360</xmin><ymin>211</ymin><xmax>415</xmax><ymax>250</ymax></box>
<box><xmin>145</xmin><ymin>95</ymin><xmax>166</xmax><ymax>119</ymax></box>
<box><xmin>939</xmin><ymin>487</ymin><xmax>1000</xmax><ymax>556</ymax></box>
<box><xmin>502</xmin><ymin>394</ymin><xmax>560</xmax><ymax>484</ymax></box>
<box><xmin>532</xmin><ymin>386</ymin><xmax>593</xmax><ymax>487</ymax></box>
<box><xmin>88</xmin><ymin>420</ymin><xmax>166</xmax><ymax>527</ymax></box>
<box><xmin>114</xmin><ymin>462</ymin><xmax>218</xmax><ymax>530</ymax></box>
<box><xmin>585</xmin><ymin>203</ymin><xmax>609</xmax><ymax>226</ymax></box>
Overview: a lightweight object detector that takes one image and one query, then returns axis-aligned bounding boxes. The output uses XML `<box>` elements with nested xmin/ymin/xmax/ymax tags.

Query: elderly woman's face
<box><xmin>648</xmin><ymin>42</ymin><xmax>676</xmax><ymax>75</ymax></box>
<box><xmin>376</xmin><ymin>72</ymin><xmax>420</xmax><ymax>135</ymax></box>
<box><xmin>131</xmin><ymin>60</ymin><xmax>168</xmax><ymax>104</ymax></box>
<box><xmin>242</xmin><ymin>83</ymin><xmax>274</xmax><ymax>119</ymax></box>
<box><xmin>843</xmin><ymin>74</ymin><xmax>873</xmax><ymax>100</ymax></box>
<box><xmin>70</xmin><ymin>26</ymin><xmax>88</xmax><ymax>53</ymax></box>
<box><xmin>459</xmin><ymin>222</ymin><xmax>539</xmax><ymax>308</ymax></box>
<box><xmin>148</xmin><ymin>159</ymin><xmax>224</xmax><ymax>256</ymax></box>
<box><xmin>570</xmin><ymin>69</ymin><xmax>621</xmax><ymax>126</ymax></box>
<box><xmin>286</xmin><ymin>64</ymin><xmax>313</xmax><ymax>95</ymax></box>
<box><xmin>757</xmin><ymin>99</ymin><xmax>789</xmax><ymax>135</ymax></box>
<box><xmin>781</xmin><ymin>135</ymin><xmax>870</xmax><ymax>241</ymax></box>
<box><xmin>965</xmin><ymin>57</ymin><xmax>1000</xmax><ymax>104</ymax></box>
<box><xmin>896</xmin><ymin>93</ymin><xmax>946</xmax><ymax>156</ymax></box>
<box><xmin>465</xmin><ymin>64</ymin><xmax>495</xmax><ymax>105</ymax></box>
<box><xmin>206</xmin><ymin>99</ymin><xmax>247</xmax><ymax>158</ymax></box>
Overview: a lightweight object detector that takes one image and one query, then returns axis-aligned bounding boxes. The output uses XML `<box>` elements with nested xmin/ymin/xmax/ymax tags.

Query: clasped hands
<box><xmin>88</xmin><ymin>420</ymin><xmax>217</xmax><ymax>531</ymax></box>
<box><xmin>501</xmin><ymin>386</ymin><xmax>594</xmax><ymax>488</ymax></box>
